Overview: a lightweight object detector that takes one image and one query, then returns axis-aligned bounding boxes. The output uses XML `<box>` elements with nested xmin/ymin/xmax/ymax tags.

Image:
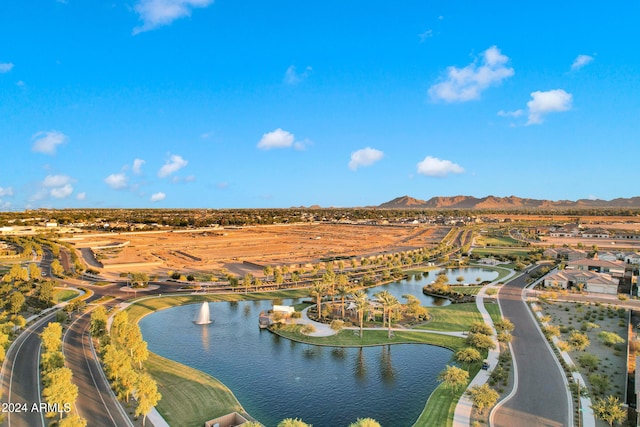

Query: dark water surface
<box><xmin>139</xmin><ymin>269</ymin><xmax>497</xmax><ymax>426</ymax></box>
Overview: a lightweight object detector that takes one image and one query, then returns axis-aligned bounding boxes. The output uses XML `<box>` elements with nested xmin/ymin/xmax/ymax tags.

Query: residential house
<box><xmin>543</xmin><ymin>270</ymin><xmax>619</xmax><ymax>295</ymax></box>
<box><xmin>566</xmin><ymin>258</ymin><xmax>626</xmax><ymax>278</ymax></box>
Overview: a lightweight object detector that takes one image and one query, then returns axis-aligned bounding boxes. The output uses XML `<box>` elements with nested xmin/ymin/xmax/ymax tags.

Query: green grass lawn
<box><xmin>144</xmin><ymin>352</ymin><xmax>245</xmax><ymax>427</ymax></box>
<box><xmin>472</xmin><ymin>247</ymin><xmax>532</xmax><ymax>258</ymax></box>
<box><xmin>273</xmin><ymin>325</ymin><xmax>465</xmax><ymax>351</ymax></box>
<box><xmin>450</xmin><ymin>285</ymin><xmax>482</xmax><ymax>295</ymax></box>
<box><xmin>419</xmin><ymin>303</ymin><xmax>484</xmax><ymax>332</ymax></box>
<box><xmin>475</xmin><ymin>235</ymin><xmax>521</xmax><ymax>247</ymax></box>
<box><xmin>484</xmin><ymin>301</ymin><xmax>502</xmax><ymax>324</ymax></box>
<box><xmin>53</xmin><ymin>289</ymin><xmax>79</xmax><ymax>303</ymax></box>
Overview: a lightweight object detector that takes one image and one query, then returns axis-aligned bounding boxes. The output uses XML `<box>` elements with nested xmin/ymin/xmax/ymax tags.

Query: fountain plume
<box><xmin>194</xmin><ymin>301</ymin><xmax>212</xmax><ymax>325</ymax></box>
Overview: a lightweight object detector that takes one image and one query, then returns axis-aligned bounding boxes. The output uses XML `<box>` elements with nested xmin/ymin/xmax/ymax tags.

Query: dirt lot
<box><xmin>67</xmin><ymin>223</ymin><xmax>449</xmax><ymax>276</ymax></box>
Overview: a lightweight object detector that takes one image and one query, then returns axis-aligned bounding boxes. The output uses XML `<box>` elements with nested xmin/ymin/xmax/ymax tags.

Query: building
<box><xmin>543</xmin><ymin>270</ymin><xmax>619</xmax><ymax>295</ymax></box>
<box><xmin>566</xmin><ymin>258</ymin><xmax>626</xmax><ymax>278</ymax></box>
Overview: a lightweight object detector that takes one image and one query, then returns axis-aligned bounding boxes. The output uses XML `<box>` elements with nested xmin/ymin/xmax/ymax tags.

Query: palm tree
<box><xmin>309</xmin><ymin>282</ymin><xmax>327</xmax><ymax>320</ymax></box>
<box><xmin>336</xmin><ymin>285</ymin><xmax>351</xmax><ymax>319</ymax></box>
<box><xmin>353</xmin><ymin>290</ymin><xmax>368</xmax><ymax>338</ymax></box>
<box><xmin>375</xmin><ymin>290</ymin><xmax>399</xmax><ymax>338</ymax></box>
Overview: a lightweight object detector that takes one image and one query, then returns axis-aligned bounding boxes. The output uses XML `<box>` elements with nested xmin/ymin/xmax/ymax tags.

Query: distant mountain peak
<box><xmin>377</xmin><ymin>195</ymin><xmax>640</xmax><ymax>209</ymax></box>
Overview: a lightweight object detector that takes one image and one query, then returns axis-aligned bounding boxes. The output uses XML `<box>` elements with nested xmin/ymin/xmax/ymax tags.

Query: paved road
<box><xmin>491</xmin><ymin>268</ymin><xmax>571</xmax><ymax>427</ymax></box>
<box><xmin>1</xmin><ymin>313</ymin><xmax>55</xmax><ymax>427</ymax></box>
<box><xmin>63</xmin><ymin>305</ymin><xmax>133</xmax><ymax>427</ymax></box>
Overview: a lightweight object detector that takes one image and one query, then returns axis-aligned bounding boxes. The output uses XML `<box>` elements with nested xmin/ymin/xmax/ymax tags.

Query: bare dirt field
<box><xmin>67</xmin><ymin>224</ymin><xmax>449</xmax><ymax>276</ymax></box>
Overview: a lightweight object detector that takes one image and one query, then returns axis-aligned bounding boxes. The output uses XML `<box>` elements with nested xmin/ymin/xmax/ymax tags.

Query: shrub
<box><xmin>598</xmin><ymin>331</ymin><xmax>625</xmax><ymax>347</ymax></box>
<box><xmin>300</xmin><ymin>324</ymin><xmax>316</xmax><ymax>334</ymax></box>
<box><xmin>330</xmin><ymin>320</ymin><xmax>344</xmax><ymax>331</ymax></box>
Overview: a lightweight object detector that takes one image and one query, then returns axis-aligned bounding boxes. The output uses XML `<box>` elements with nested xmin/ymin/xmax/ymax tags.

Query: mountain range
<box><xmin>377</xmin><ymin>195</ymin><xmax>640</xmax><ymax>209</ymax></box>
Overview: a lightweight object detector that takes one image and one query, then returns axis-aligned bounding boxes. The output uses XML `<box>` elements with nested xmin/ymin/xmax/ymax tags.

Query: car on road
<box><xmin>482</xmin><ymin>361</ymin><xmax>490</xmax><ymax>370</ymax></box>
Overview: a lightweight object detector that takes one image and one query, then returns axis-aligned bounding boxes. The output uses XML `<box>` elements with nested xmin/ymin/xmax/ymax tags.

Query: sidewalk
<box><xmin>450</xmin><ymin>267</ymin><xmax>518</xmax><ymax>426</ymax></box>
<box><xmin>451</xmin><ymin>279</ymin><xmax>503</xmax><ymax>427</ymax></box>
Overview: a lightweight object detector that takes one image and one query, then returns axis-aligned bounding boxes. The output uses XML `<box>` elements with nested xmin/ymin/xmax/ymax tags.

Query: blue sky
<box><xmin>1</xmin><ymin>1</ymin><xmax>639</xmax><ymax>209</ymax></box>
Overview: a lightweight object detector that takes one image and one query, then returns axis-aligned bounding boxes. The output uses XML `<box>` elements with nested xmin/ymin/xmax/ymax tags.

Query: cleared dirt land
<box><xmin>67</xmin><ymin>223</ymin><xmax>449</xmax><ymax>276</ymax></box>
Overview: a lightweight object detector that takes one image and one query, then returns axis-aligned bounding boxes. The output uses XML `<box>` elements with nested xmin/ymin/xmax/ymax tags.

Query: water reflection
<box><xmin>331</xmin><ymin>348</ymin><xmax>346</xmax><ymax>360</ymax></box>
<box><xmin>379</xmin><ymin>345</ymin><xmax>395</xmax><ymax>385</ymax></box>
<box><xmin>354</xmin><ymin>348</ymin><xmax>367</xmax><ymax>382</ymax></box>
<box><xmin>201</xmin><ymin>324</ymin><xmax>210</xmax><ymax>352</ymax></box>
<box><xmin>141</xmin><ymin>292</ymin><xmax>453</xmax><ymax>426</ymax></box>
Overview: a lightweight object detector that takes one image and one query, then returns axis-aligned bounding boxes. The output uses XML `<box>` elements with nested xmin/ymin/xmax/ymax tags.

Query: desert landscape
<box><xmin>64</xmin><ymin>223</ymin><xmax>450</xmax><ymax>277</ymax></box>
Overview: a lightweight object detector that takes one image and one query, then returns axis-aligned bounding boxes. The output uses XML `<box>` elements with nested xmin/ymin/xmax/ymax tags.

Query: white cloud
<box><xmin>216</xmin><ymin>182</ymin><xmax>229</xmax><ymax>189</ymax></box>
<box><xmin>417</xmin><ymin>156</ymin><xmax>464</xmax><ymax>177</ymax></box>
<box><xmin>104</xmin><ymin>173</ymin><xmax>129</xmax><ymax>189</ymax></box>
<box><xmin>43</xmin><ymin>174</ymin><xmax>72</xmax><ymax>187</ymax></box>
<box><xmin>571</xmin><ymin>54</ymin><xmax>594</xmax><ymax>71</ymax></box>
<box><xmin>497</xmin><ymin>109</ymin><xmax>524</xmax><ymax>118</ymax></box>
<box><xmin>526</xmin><ymin>89</ymin><xmax>573</xmax><ymax>125</ymax></box>
<box><xmin>132</xmin><ymin>158</ymin><xmax>145</xmax><ymax>174</ymax></box>
<box><xmin>418</xmin><ymin>29</ymin><xmax>433</xmax><ymax>43</ymax></box>
<box><xmin>428</xmin><ymin>45</ymin><xmax>514</xmax><ymax>103</ymax></box>
<box><xmin>0</xmin><ymin>187</ymin><xmax>13</xmax><ymax>197</ymax></box>
<box><xmin>348</xmin><ymin>147</ymin><xmax>384</xmax><ymax>171</ymax></box>
<box><xmin>133</xmin><ymin>0</ymin><xmax>213</xmax><ymax>34</ymax></box>
<box><xmin>31</xmin><ymin>130</ymin><xmax>68</xmax><ymax>155</ymax></box>
<box><xmin>76</xmin><ymin>192</ymin><xmax>86</xmax><ymax>200</ymax></box>
<box><xmin>150</xmin><ymin>192</ymin><xmax>166</xmax><ymax>202</ymax></box>
<box><xmin>158</xmin><ymin>154</ymin><xmax>188</xmax><ymax>177</ymax></box>
<box><xmin>0</xmin><ymin>63</ymin><xmax>14</xmax><ymax>73</ymax></box>
<box><xmin>257</xmin><ymin>128</ymin><xmax>295</xmax><ymax>150</ymax></box>
<box><xmin>284</xmin><ymin>65</ymin><xmax>312</xmax><ymax>85</ymax></box>
<box><xmin>50</xmin><ymin>184</ymin><xmax>73</xmax><ymax>199</ymax></box>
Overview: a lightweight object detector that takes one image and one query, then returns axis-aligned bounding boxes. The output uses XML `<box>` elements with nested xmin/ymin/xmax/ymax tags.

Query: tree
<box><xmin>263</xmin><ymin>265</ymin><xmax>273</xmax><ymax>281</ymax></box>
<box><xmin>402</xmin><ymin>294</ymin><xmax>429</xmax><ymax>321</ymax></box>
<box><xmin>102</xmin><ymin>344</ymin><xmax>131</xmax><ymax>381</ymax></box>
<box><xmin>466</xmin><ymin>332</ymin><xmax>496</xmax><ymax>350</ymax></box>
<box><xmin>438</xmin><ymin>365</ymin><xmax>468</xmax><ymax>393</ymax></box>
<box><xmin>568</xmin><ymin>330</ymin><xmax>590</xmax><ymax>351</ymax></box>
<box><xmin>455</xmin><ymin>347</ymin><xmax>482</xmax><ymax>367</ymax></box>
<box><xmin>277</xmin><ymin>418</ymin><xmax>311</xmax><ymax>427</ymax></box>
<box><xmin>8</xmin><ymin>291</ymin><xmax>25</xmax><ymax>315</ymax></box>
<box><xmin>336</xmin><ymin>285</ymin><xmax>350</xmax><ymax>319</ymax></box>
<box><xmin>37</xmin><ymin>280</ymin><xmax>55</xmax><ymax>306</ymax></box>
<box><xmin>58</xmin><ymin>414</ymin><xmax>87</xmax><ymax>427</ymax></box>
<box><xmin>494</xmin><ymin>319</ymin><xmax>514</xmax><ymax>332</ymax></box>
<box><xmin>51</xmin><ymin>259</ymin><xmax>65</xmax><ymax>277</ymax></box>
<box><xmin>111</xmin><ymin>310</ymin><xmax>129</xmax><ymax>343</ymax></box>
<box><xmin>353</xmin><ymin>290</ymin><xmax>369</xmax><ymax>338</ymax></box>
<box><xmin>468</xmin><ymin>321</ymin><xmax>493</xmax><ymax>336</ymax></box>
<box><xmin>375</xmin><ymin>290</ymin><xmax>399</xmax><ymax>338</ymax></box>
<box><xmin>243</xmin><ymin>273</ymin><xmax>253</xmax><ymax>293</ymax></box>
<box><xmin>348</xmin><ymin>418</ymin><xmax>381</xmax><ymax>427</ymax></box>
<box><xmin>135</xmin><ymin>372</ymin><xmax>161</xmax><ymax>426</ymax></box>
<box><xmin>131</xmin><ymin>339</ymin><xmax>149</xmax><ymax>369</ymax></box>
<box><xmin>90</xmin><ymin>306</ymin><xmax>108</xmax><ymax>339</ymax></box>
<box><xmin>43</xmin><ymin>367</ymin><xmax>78</xmax><ymax>419</ymax></box>
<box><xmin>591</xmin><ymin>395</ymin><xmax>626</xmax><ymax>426</ymax></box>
<box><xmin>41</xmin><ymin>322</ymin><xmax>63</xmax><ymax>353</ymax></box>
<box><xmin>309</xmin><ymin>282</ymin><xmax>327</xmax><ymax>320</ymax></box>
<box><xmin>28</xmin><ymin>263</ymin><xmax>42</xmax><ymax>280</ymax></box>
<box><xmin>467</xmin><ymin>383</ymin><xmax>499</xmax><ymax>415</ymax></box>
<box><xmin>8</xmin><ymin>264</ymin><xmax>29</xmax><ymax>282</ymax></box>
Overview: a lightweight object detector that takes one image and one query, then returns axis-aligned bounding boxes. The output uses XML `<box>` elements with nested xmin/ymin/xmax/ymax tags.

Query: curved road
<box><xmin>1</xmin><ymin>313</ymin><xmax>55</xmax><ymax>427</ymax></box>
<box><xmin>492</xmin><ymin>268</ymin><xmax>571</xmax><ymax>427</ymax></box>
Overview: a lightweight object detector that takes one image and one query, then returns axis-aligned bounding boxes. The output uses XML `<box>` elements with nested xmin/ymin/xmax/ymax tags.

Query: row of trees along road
<box><xmin>40</xmin><ymin>321</ymin><xmax>87</xmax><ymax>426</ymax></box>
<box><xmin>91</xmin><ymin>307</ymin><xmax>159</xmax><ymax>426</ymax></box>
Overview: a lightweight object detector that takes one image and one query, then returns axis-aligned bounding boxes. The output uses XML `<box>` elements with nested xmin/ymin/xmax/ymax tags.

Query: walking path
<box><xmin>451</xmin><ymin>270</ymin><xmax>516</xmax><ymax>427</ymax></box>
